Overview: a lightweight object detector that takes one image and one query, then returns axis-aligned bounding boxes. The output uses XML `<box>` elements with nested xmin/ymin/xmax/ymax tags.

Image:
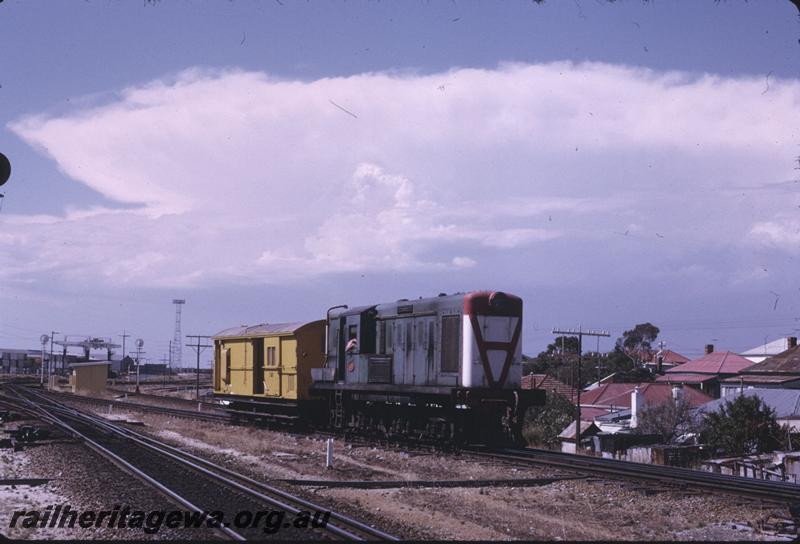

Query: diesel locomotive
<box><xmin>212</xmin><ymin>291</ymin><xmax>543</xmax><ymax>445</ymax></box>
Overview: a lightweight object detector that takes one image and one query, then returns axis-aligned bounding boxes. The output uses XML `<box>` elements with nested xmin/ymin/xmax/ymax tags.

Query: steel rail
<box><xmin>11</xmin><ymin>386</ymin><xmax>398</xmax><ymax>541</ymax></box>
<box><xmin>468</xmin><ymin>446</ymin><xmax>800</xmax><ymax>503</ymax></box>
<box><xmin>33</xmin><ymin>388</ymin><xmax>230</xmax><ymax>423</ymax></box>
<box><xmin>2</xmin><ymin>389</ymin><xmax>246</xmax><ymax>541</ymax></box>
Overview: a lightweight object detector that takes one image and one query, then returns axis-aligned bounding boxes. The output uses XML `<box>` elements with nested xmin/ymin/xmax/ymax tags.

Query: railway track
<box><xmin>2</xmin><ymin>386</ymin><xmax>398</xmax><ymax>541</ymax></box>
<box><xmin>468</xmin><ymin>446</ymin><xmax>800</xmax><ymax>504</ymax></box>
<box><xmin>32</xmin><ymin>388</ymin><xmax>231</xmax><ymax>424</ymax></box>
<box><xmin>12</xmin><ymin>386</ymin><xmax>800</xmax><ymax>507</ymax></box>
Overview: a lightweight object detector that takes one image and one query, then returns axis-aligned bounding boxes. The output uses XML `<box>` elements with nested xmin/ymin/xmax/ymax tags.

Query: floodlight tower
<box><xmin>172</xmin><ymin>299</ymin><xmax>185</xmax><ymax>371</ymax></box>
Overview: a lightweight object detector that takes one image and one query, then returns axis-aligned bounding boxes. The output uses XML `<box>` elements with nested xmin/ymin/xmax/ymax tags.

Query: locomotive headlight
<box><xmin>489</xmin><ymin>291</ymin><xmax>510</xmax><ymax>311</ymax></box>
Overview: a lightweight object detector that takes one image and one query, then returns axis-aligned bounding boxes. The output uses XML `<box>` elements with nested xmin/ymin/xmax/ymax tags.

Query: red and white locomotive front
<box><xmin>461</xmin><ymin>291</ymin><xmax>523</xmax><ymax>389</ymax></box>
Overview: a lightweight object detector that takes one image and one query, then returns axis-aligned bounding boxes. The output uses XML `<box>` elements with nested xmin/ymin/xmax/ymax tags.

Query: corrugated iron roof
<box><xmin>740</xmin><ymin>345</ymin><xmax>800</xmax><ymax>374</ymax></box>
<box><xmin>213</xmin><ymin>322</ymin><xmax>309</xmax><ymax>338</ymax></box>
<box><xmin>663</xmin><ymin>351</ymin><xmax>753</xmax><ymax>375</ymax></box>
<box><xmin>558</xmin><ymin>420</ymin><xmax>599</xmax><ymax>440</ymax></box>
<box><xmin>69</xmin><ymin>360</ymin><xmax>112</xmax><ymax>368</ymax></box>
<box><xmin>742</xmin><ymin>337</ymin><xmax>796</xmax><ymax>356</ymax></box>
<box><xmin>579</xmin><ymin>406</ymin><xmax>613</xmax><ymax>421</ymax></box>
<box><xmin>720</xmin><ymin>374</ymin><xmax>800</xmax><ymax>384</ymax></box>
<box><xmin>580</xmin><ymin>382</ymin><xmax>713</xmax><ymax>408</ymax></box>
<box><xmin>697</xmin><ymin>388</ymin><xmax>800</xmax><ymax>418</ymax></box>
<box><xmin>521</xmin><ymin>373</ymin><xmax>578</xmax><ymax>402</ymax></box>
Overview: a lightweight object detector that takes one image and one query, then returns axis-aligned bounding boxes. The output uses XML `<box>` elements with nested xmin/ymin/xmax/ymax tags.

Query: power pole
<box><xmin>552</xmin><ymin>327</ymin><xmax>609</xmax><ymax>454</ymax></box>
<box><xmin>186</xmin><ymin>335</ymin><xmax>211</xmax><ymax>401</ymax></box>
<box><xmin>168</xmin><ymin>340</ymin><xmax>173</xmax><ymax>378</ymax></box>
<box><xmin>119</xmin><ymin>330</ymin><xmax>130</xmax><ymax>359</ymax></box>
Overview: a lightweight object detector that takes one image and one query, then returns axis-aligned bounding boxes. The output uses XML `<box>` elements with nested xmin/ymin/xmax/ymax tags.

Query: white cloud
<box><xmin>749</xmin><ymin>218</ymin><xmax>800</xmax><ymax>250</ymax></box>
<box><xmin>452</xmin><ymin>256</ymin><xmax>477</xmax><ymax>268</ymax></box>
<box><xmin>5</xmin><ymin>62</ymin><xmax>800</xmax><ymax>288</ymax></box>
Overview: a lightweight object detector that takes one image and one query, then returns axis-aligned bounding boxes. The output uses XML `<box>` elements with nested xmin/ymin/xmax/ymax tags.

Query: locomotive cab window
<box><xmin>441</xmin><ymin>315</ymin><xmax>460</xmax><ymax>373</ymax></box>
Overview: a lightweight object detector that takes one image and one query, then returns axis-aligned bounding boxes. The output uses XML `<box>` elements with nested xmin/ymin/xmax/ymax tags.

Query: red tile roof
<box><xmin>655</xmin><ymin>372</ymin><xmax>716</xmax><ymax>384</ymax></box>
<box><xmin>521</xmin><ymin>373</ymin><xmax>578</xmax><ymax>403</ymax></box>
<box><xmin>580</xmin><ymin>382</ymin><xmax>713</xmax><ymax>409</ymax></box>
<box><xmin>663</xmin><ymin>351</ymin><xmax>753</xmax><ymax>375</ymax></box>
<box><xmin>651</xmin><ymin>349</ymin><xmax>690</xmax><ymax>365</ymax></box>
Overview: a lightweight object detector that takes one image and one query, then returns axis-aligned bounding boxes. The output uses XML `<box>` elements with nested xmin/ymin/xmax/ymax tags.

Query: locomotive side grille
<box><xmin>368</xmin><ymin>355</ymin><xmax>393</xmax><ymax>383</ymax></box>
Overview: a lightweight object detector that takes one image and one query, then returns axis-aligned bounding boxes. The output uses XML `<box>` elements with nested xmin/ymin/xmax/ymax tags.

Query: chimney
<box><xmin>630</xmin><ymin>386</ymin><xmax>643</xmax><ymax>429</ymax></box>
<box><xmin>704</xmin><ymin>344</ymin><xmax>714</xmax><ymax>355</ymax></box>
<box><xmin>672</xmin><ymin>384</ymin><xmax>682</xmax><ymax>401</ymax></box>
<box><xmin>789</xmin><ymin>337</ymin><xmax>798</xmax><ymax>349</ymax></box>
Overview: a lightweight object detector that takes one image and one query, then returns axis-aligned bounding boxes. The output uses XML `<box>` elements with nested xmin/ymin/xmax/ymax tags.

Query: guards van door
<box><xmin>264</xmin><ymin>337</ymin><xmax>281</xmax><ymax>396</ymax></box>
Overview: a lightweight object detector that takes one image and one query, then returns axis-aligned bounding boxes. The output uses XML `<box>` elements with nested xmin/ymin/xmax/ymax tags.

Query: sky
<box><xmin>1</xmin><ymin>0</ymin><xmax>799</xmax><ymax>367</ymax></box>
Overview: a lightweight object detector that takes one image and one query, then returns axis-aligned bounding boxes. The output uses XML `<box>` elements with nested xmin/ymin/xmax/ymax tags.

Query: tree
<box><xmin>611</xmin><ymin>366</ymin><xmax>655</xmax><ymax>383</ymax></box>
<box><xmin>616</xmin><ymin>322</ymin><xmax>660</xmax><ymax>366</ymax></box>
<box><xmin>523</xmin><ymin>323</ymin><xmax>660</xmax><ymax>389</ymax></box>
<box><xmin>633</xmin><ymin>396</ymin><xmax>701</xmax><ymax>444</ymax></box>
<box><xmin>522</xmin><ymin>336</ymin><xmax>581</xmax><ymax>386</ymax></box>
<box><xmin>522</xmin><ymin>390</ymin><xmax>575</xmax><ymax>450</ymax></box>
<box><xmin>702</xmin><ymin>394</ymin><xmax>789</xmax><ymax>456</ymax></box>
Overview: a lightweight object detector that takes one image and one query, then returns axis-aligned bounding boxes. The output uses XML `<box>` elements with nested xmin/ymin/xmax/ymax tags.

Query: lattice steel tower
<box><xmin>172</xmin><ymin>299</ymin><xmax>185</xmax><ymax>369</ymax></box>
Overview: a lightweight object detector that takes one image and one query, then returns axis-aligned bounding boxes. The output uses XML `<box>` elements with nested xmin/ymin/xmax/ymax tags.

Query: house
<box><xmin>740</xmin><ymin>336</ymin><xmax>798</xmax><ymax>364</ymax></box>
<box><xmin>655</xmin><ymin>344</ymin><xmax>753</xmax><ymax>398</ymax></box>
<box><xmin>643</xmin><ymin>349</ymin><xmax>690</xmax><ymax>374</ymax></box>
<box><xmin>580</xmin><ymin>382</ymin><xmax>713</xmax><ymax>432</ymax></box>
<box><xmin>697</xmin><ymin>387</ymin><xmax>800</xmax><ymax>431</ymax></box>
<box><xmin>521</xmin><ymin>373</ymin><xmax>577</xmax><ymax>403</ymax></box>
<box><xmin>720</xmin><ymin>340</ymin><xmax>800</xmax><ymax>398</ymax></box>
<box><xmin>559</xmin><ymin>420</ymin><xmax>600</xmax><ymax>454</ymax></box>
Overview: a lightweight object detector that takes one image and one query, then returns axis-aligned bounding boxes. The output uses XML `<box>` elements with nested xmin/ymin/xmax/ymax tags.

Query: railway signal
<box><xmin>0</xmin><ymin>152</ymin><xmax>10</xmax><ymax>213</ymax></box>
<box><xmin>0</xmin><ymin>152</ymin><xmax>10</xmax><ymax>187</ymax></box>
<box><xmin>39</xmin><ymin>335</ymin><xmax>49</xmax><ymax>385</ymax></box>
<box><xmin>134</xmin><ymin>338</ymin><xmax>144</xmax><ymax>393</ymax></box>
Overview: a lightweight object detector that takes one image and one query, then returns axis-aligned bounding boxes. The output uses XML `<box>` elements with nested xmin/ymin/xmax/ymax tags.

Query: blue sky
<box><xmin>1</xmin><ymin>1</ymin><xmax>798</xmax><ymax>366</ymax></box>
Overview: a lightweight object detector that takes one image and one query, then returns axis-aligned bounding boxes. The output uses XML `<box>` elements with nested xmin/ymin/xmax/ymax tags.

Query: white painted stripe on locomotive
<box><xmin>461</xmin><ymin>315</ymin><xmax>522</xmax><ymax>388</ymax></box>
<box><xmin>461</xmin><ymin>315</ymin><xmax>474</xmax><ymax>388</ymax></box>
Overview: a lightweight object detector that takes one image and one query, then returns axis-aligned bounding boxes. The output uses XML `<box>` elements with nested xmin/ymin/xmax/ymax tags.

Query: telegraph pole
<box><xmin>49</xmin><ymin>331</ymin><xmax>59</xmax><ymax>377</ymax></box>
<box><xmin>552</xmin><ymin>326</ymin><xmax>610</xmax><ymax>453</ymax></box>
<box><xmin>186</xmin><ymin>335</ymin><xmax>211</xmax><ymax>401</ymax></box>
<box><xmin>119</xmin><ymin>330</ymin><xmax>130</xmax><ymax>359</ymax></box>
